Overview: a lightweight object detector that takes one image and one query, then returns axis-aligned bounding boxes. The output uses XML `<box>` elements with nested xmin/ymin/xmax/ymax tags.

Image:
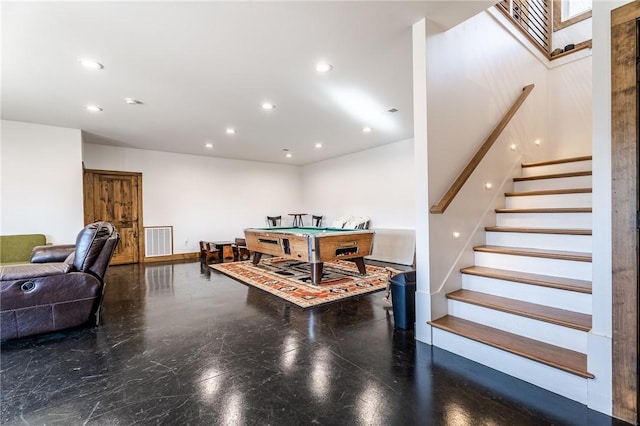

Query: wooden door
<box><xmin>612</xmin><ymin>3</ymin><xmax>640</xmax><ymax>423</ymax></box>
<box><xmin>83</xmin><ymin>169</ymin><xmax>143</xmax><ymax>265</ymax></box>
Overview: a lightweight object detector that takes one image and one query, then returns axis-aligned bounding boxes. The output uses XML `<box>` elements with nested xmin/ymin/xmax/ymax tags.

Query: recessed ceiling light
<box><xmin>362</xmin><ymin>127</ymin><xmax>372</xmax><ymax>133</ymax></box>
<box><xmin>262</xmin><ymin>102</ymin><xmax>275</xmax><ymax>110</ymax></box>
<box><xmin>286</xmin><ymin>153</ymin><xmax>293</xmax><ymax>158</ymax></box>
<box><xmin>84</xmin><ymin>105</ymin><xmax>103</xmax><ymax>112</ymax></box>
<box><xmin>205</xmin><ymin>143</ymin><xmax>213</xmax><ymax>149</ymax></box>
<box><xmin>124</xmin><ymin>98</ymin><xmax>143</xmax><ymax>105</ymax></box>
<box><xmin>315</xmin><ymin>143</ymin><xmax>323</xmax><ymax>149</ymax></box>
<box><xmin>316</xmin><ymin>62</ymin><xmax>333</xmax><ymax>73</ymax></box>
<box><xmin>226</xmin><ymin>128</ymin><xmax>236</xmax><ymax>135</ymax></box>
<box><xmin>79</xmin><ymin>59</ymin><xmax>103</xmax><ymax>70</ymax></box>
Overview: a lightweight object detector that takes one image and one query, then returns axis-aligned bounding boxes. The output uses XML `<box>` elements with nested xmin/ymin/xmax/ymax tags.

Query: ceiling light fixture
<box><xmin>84</xmin><ymin>105</ymin><xmax>103</xmax><ymax>112</ymax></box>
<box><xmin>286</xmin><ymin>153</ymin><xmax>293</xmax><ymax>158</ymax></box>
<box><xmin>79</xmin><ymin>59</ymin><xmax>103</xmax><ymax>70</ymax></box>
<box><xmin>124</xmin><ymin>98</ymin><xmax>143</xmax><ymax>105</ymax></box>
<box><xmin>262</xmin><ymin>102</ymin><xmax>275</xmax><ymax>110</ymax></box>
<box><xmin>510</xmin><ymin>143</ymin><xmax>517</xmax><ymax>151</ymax></box>
<box><xmin>226</xmin><ymin>128</ymin><xmax>236</xmax><ymax>135</ymax></box>
<box><xmin>315</xmin><ymin>143</ymin><xmax>323</xmax><ymax>149</ymax></box>
<box><xmin>362</xmin><ymin>127</ymin><xmax>372</xmax><ymax>133</ymax></box>
<box><xmin>205</xmin><ymin>143</ymin><xmax>213</xmax><ymax>149</ymax></box>
<box><xmin>316</xmin><ymin>62</ymin><xmax>333</xmax><ymax>73</ymax></box>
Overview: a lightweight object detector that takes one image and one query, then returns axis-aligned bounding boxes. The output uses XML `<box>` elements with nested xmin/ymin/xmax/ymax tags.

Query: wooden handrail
<box><xmin>430</xmin><ymin>84</ymin><xmax>535</xmax><ymax>214</ymax></box>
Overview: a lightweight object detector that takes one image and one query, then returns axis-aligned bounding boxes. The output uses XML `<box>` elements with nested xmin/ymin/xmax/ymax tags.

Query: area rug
<box><xmin>211</xmin><ymin>257</ymin><xmax>390</xmax><ymax>308</ymax></box>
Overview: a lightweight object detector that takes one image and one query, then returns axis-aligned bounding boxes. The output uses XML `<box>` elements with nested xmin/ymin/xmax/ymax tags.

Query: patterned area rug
<box><xmin>211</xmin><ymin>257</ymin><xmax>389</xmax><ymax>308</ymax></box>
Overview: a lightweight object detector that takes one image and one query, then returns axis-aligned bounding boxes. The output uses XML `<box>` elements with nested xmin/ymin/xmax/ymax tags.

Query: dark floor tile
<box><xmin>1</xmin><ymin>260</ymin><xmax>631</xmax><ymax>426</ymax></box>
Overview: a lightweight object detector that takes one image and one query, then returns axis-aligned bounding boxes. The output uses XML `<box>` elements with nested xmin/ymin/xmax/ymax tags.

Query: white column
<box><xmin>412</xmin><ymin>18</ymin><xmax>432</xmax><ymax>343</ymax></box>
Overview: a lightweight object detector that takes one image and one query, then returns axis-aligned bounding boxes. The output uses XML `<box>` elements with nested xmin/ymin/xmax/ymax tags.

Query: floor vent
<box><xmin>145</xmin><ymin>226</ymin><xmax>173</xmax><ymax>257</ymax></box>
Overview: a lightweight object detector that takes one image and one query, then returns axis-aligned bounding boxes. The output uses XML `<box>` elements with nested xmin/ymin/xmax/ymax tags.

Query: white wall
<box><xmin>553</xmin><ymin>17</ymin><xmax>592</xmax><ymax>51</ymax></box>
<box><xmin>83</xmin><ymin>144</ymin><xmax>302</xmax><ymax>254</ymax></box>
<box><xmin>0</xmin><ymin>120</ymin><xmax>84</xmax><ymax>243</ymax></box>
<box><xmin>425</xmin><ymin>11</ymin><xmax>551</xmax><ymax>312</ymax></box>
<box><xmin>548</xmin><ymin>55</ymin><xmax>592</xmax><ymax>157</ymax></box>
<box><xmin>301</xmin><ymin>138</ymin><xmax>415</xmax><ymax>229</ymax></box>
<box><xmin>588</xmin><ymin>0</ymin><xmax>631</xmax><ymax>415</ymax></box>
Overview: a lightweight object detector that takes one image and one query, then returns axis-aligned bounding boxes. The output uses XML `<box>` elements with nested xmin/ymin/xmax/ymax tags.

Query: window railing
<box><xmin>498</xmin><ymin>0</ymin><xmax>552</xmax><ymax>57</ymax></box>
<box><xmin>497</xmin><ymin>0</ymin><xmax>592</xmax><ymax>60</ymax></box>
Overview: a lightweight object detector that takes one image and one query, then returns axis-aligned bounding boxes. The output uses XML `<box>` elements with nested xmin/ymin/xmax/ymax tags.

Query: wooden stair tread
<box><xmin>474</xmin><ymin>245</ymin><xmax>591</xmax><ymax>262</ymax></box>
<box><xmin>485</xmin><ymin>226</ymin><xmax>591</xmax><ymax>235</ymax></box>
<box><xmin>495</xmin><ymin>207</ymin><xmax>591</xmax><ymax>213</ymax></box>
<box><xmin>447</xmin><ymin>289</ymin><xmax>591</xmax><ymax>331</ymax></box>
<box><xmin>429</xmin><ymin>316</ymin><xmax>594</xmax><ymax>378</ymax></box>
<box><xmin>514</xmin><ymin>171</ymin><xmax>591</xmax><ymax>181</ymax></box>
<box><xmin>461</xmin><ymin>266</ymin><xmax>592</xmax><ymax>293</ymax></box>
<box><xmin>521</xmin><ymin>156</ymin><xmax>592</xmax><ymax>168</ymax></box>
<box><xmin>505</xmin><ymin>188</ymin><xmax>592</xmax><ymax>197</ymax></box>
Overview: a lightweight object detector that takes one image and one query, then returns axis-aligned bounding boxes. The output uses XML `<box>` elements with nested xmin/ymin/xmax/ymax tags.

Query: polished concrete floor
<box><xmin>1</xmin><ymin>260</ymin><xmax>630</xmax><ymax>425</ymax></box>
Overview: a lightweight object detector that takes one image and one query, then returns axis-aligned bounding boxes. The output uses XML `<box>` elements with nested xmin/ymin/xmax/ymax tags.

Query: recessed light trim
<box><xmin>315</xmin><ymin>62</ymin><xmax>333</xmax><ymax>73</ymax></box>
<box><xmin>79</xmin><ymin>59</ymin><xmax>103</xmax><ymax>70</ymax></box>
<box><xmin>262</xmin><ymin>102</ymin><xmax>275</xmax><ymax>110</ymax></box>
<box><xmin>362</xmin><ymin>127</ymin><xmax>372</xmax><ymax>133</ymax></box>
<box><xmin>124</xmin><ymin>98</ymin><xmax>143</xmax><ymax>105</ymax></box>
<box><xmin>226</xmin><ymin>128</ymin><xmax>236</xmax><ymax>135</ymax></box>
<box><xmin>84</xmin><ymin>105</ymin><xmax>103</xmax><ymax>112</ymax></box>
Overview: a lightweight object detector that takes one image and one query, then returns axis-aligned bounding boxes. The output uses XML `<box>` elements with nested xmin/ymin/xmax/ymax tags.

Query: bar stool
<box><xmin>266</xmin><ymin>216</ymin><xmax>282</xmax><ymax>227</ymax></box>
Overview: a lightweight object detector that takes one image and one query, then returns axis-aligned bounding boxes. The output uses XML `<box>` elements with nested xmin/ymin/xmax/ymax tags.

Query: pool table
<box><xmin>244</xmin><ymin>227</ymin><xmax>375</xmax><ymax>285</ymax></box>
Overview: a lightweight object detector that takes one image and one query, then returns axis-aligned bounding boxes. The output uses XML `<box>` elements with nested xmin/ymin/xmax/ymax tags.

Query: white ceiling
<box><xmin>2</xmin><ymin>1</ymin><xmax>493</xmax><ymax>165</ymax></box>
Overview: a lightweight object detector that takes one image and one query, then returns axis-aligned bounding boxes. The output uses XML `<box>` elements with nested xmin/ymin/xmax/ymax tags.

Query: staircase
<box><xmin>429</xmin><ymin>155</ymin><xmax>594</xmax><ymax>403</ymax></box>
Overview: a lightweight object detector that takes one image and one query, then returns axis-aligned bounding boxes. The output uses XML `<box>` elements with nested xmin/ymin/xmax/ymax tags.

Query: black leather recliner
<box><xmin>0</xmin><ymin>221</ymin><xmax>120</xmax><ymax>340</ymax></box>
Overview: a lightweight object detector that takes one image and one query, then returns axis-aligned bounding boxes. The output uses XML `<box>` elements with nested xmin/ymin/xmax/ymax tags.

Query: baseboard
<box><xmin>143</xmin><ymin>252</ymin><xmax>199</xmax><ymax>263</ymax></box>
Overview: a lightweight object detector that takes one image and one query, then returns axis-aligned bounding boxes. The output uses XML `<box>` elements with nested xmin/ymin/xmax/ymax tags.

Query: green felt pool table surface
<box><xmin>252</xmin><ymin>227</ymin><xmax>361</xmax><ymax>234</ymax></box>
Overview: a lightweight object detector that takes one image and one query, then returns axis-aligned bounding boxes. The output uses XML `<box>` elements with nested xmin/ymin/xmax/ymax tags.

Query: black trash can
<box><xmin>390</xmin><ymin>270</ymin><xmax>416</xmax><ymax>329</ymax></box>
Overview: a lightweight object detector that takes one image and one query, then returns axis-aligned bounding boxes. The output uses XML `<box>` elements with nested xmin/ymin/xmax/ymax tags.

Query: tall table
<box><xmin>288</xmin><ymin>213</ymin><xmax>307</xmax><ymax>227</ymax></box>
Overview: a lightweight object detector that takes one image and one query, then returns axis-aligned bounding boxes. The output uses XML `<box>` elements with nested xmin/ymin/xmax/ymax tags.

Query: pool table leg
<box><xmin>353</xmin><ymin>257</ymin><xmax>367</xmax><ymax>275</ymax></box>
<box><xmin>252</xmin><ymin>252</ymin><xmax>263</xmax><ymax>265</ymax></box>
<box><xmin>311</xmin><ymin>262</ymin><xmax>324</xmax><ymax>285</ymax></box>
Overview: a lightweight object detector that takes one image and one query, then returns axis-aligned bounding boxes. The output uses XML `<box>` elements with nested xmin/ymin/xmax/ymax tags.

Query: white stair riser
<box><xmin>448</xmin><ymin>301</ymin><xmax>588</xmax><ymax>353</ymax></box>
<box><xmin>505</xmin><ymin>193</ymin><xmax>592</xmax><ymax>209</ymax></box>
<box><xmin>521</xmin><ymin>161</ymin><xmax>592</xmax><ymax>177</ymax></box>
<box><xmin>496</xmin><ymin>212</ymin><xmax>591</xmax><ymax>229</ymax></box>
<box><xmin>431</xmin><ymin>328</ymin><xmax>588</xmax><ymax>403</ymax></box>
<box><xmin>461</xmin><ymin>274</ymin><xmax>592</xmax><ymax>314</ymax></box>
<box><xmin>513</xmin><ymin>176</ymin><xmax>592</xmax><ymax>192</ymax></box>
<box><xmin>486</xmin><ymin>231</ymin><xmax>592</xmax><ymax>253</ymax></box>
<box><xmin>474</xmin><ymin>252</ymin><xmax>592</xmax><ymax>281</ymax></box>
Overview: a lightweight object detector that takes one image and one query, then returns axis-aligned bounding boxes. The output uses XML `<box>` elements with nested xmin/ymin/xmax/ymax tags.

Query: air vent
<box><xmin>387</xmin><ymin>108</ymin><xmax>398</xmax><ymax>113</ymax></box>
<box><xmin>145</xmin><ymin>226</ymin><xmax>173</xmax><ymax>257</ymax></box>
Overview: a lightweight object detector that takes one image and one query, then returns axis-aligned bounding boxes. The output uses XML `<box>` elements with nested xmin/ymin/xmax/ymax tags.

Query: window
<box><xmin>553</xmin><ymin>0</ymin><xmax>592</xmax><ymax>31</ymax></box>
